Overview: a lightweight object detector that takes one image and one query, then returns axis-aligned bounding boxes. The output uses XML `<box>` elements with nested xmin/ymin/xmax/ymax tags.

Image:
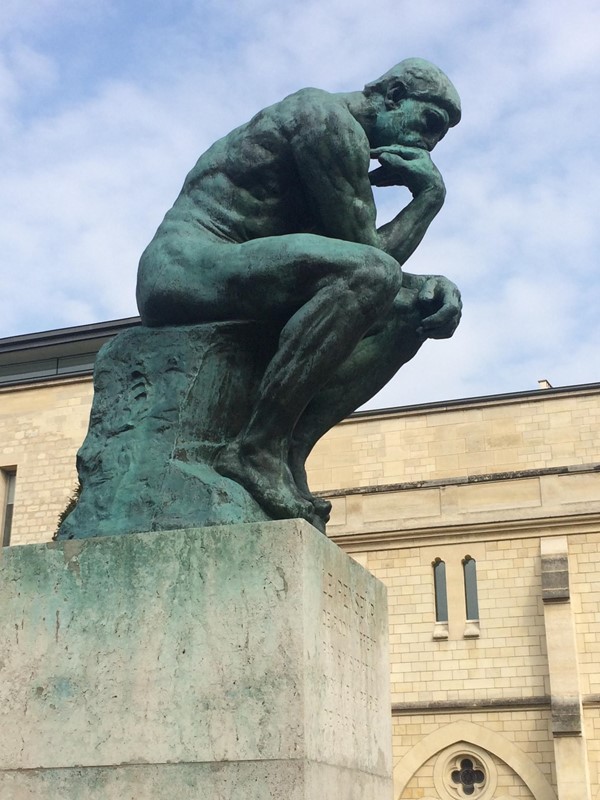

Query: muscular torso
<box><xmin>150</xmin><ymin>88</ymin><xmax>378</xmax><ymax>247</ymax></box>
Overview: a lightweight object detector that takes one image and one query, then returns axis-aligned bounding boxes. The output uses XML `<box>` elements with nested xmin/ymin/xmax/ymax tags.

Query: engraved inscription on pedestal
<box><xmin>309</xmin><ymin>557</ymin><xmax>391</xmax><ymax>774</ymax></box>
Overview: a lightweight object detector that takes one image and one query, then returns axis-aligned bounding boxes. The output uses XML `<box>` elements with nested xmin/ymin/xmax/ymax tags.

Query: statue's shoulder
<box><xmin>235</xmin><ymin>87</ymin><xmax>335</xmax><ymax>140</ymax></box>
<box><xmin>278</xmin><ymin>86</ymin><xmax>339</xmax><ymax>115</ymax></box>
<box><xmin>272</xmin><ymin>87</ymin><xmax>351</xmax><ymax>135</ymax></box>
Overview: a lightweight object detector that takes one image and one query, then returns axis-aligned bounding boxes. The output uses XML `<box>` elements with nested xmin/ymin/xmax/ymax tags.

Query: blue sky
<box><xmin>1</xmin><ymin>0</ymin><xmax>599</xmax><ymax>407</ymax></box>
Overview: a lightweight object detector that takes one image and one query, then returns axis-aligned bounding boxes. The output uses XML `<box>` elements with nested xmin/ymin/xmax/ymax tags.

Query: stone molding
<box><xmin>331</xmin><ymin>511</ymin><xmax>600</xmax><ymax>552</ymax></box>
<box><xmin>391</xmin><ymin>696</ymin><xmax>551</xmax><ymax>716</ymax></box>
<box><xmin>319</xmin><ymin>463</ymin><xmax>600</xmax><ymax>500</ymax></box>
<box><xmin>393</xmin><ymin>721</ymin><xmax>557</xmax><ymax>800</ymax></box>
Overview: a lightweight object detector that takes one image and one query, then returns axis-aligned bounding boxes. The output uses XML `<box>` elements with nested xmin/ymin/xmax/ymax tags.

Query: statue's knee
<box><xmin>380</xmin><ymin>257</ymin><xmax>402</xmax><ymax>296</ymax></box>
<box><xmin>136</xmin><ymin>252</ymin><xmax>173</xmax><ymax>325</ymax></box>
<box><xmin>350</xmin><ymin>254</ymin><xmax>401</xmax><ymax>307</ymax></box>
<box><xmin>135</xmin><ymin>270</ymin><xmax>155</xmax><ymax>322</ymax></box>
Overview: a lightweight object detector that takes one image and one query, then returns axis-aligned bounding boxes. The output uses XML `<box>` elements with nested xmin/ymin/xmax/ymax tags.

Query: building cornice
<box><xmin>392</xmin><ymin>696</ymin><xmax>551</xmax><ymax>716</ymax></box>
<box><xmin>0</xmin><ymin>317</ymin><xmax>141</xmax><ymax>388</ymax></box>
<box><xmin>0</xmin><ymin>317</ymin><xmax>141</xmax><ymax>354</ymax></box>
<box><xmin>331</xmin><ymin>510</ymin><xmax>600</xmax><ymax>551</ymax></box>
<box><xmin>350</xmin><ymin>381</ymin><xmax>600</xmax><ymax>419</ymax></box>
<box><xmin>391</xmin><ymin>693</ymin><xmax>600</xmax><ymax>717</ymax></box>
<box><xmin>318</xmin><ymin>463</ymin><xmax>600</xmax><ymax>500</ymax></box>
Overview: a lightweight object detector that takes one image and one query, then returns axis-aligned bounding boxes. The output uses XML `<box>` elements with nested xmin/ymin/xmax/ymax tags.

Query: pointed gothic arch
<box><xmin>393</xmin><ymin>720</ymin><xmax>557</xmax><ymax>800</ymax></box>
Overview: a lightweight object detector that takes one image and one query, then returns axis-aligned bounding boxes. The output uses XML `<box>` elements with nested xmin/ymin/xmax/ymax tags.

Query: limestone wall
<box><xmin>2</xmin><ymin>374</ymin><xmax>600</xmax><ymax>799</ymax></box>
<box><xmin>351</xmin><ymin>521</ymin><xmax>599</xmax><ymax>800</ymax></box>
<box><xmin>570</xmin><ymin>535</ymin><xmax>600</xmax><ymax>696</ymax></box>
<box><xmin>308</xmin><ymin>389</ymin><xmax>600</xmax><ymax>490</ymax></box>
<box><xmin>3</xmin><ymin>378</ymin><xmax>599</xmax><ymax>546</ymax></box>
<box><xmin>0</xmin><ymin>378</ymin><xmax>92</xmax><ymax>545</ymax></box>
<box><xmin>366</xmin><ymin>537</ymin><xmax>548</xmax><ymax>705</ymax></box>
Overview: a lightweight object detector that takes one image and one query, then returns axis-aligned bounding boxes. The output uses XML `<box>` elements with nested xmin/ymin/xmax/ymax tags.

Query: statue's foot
<box><xmin>216</xmin><ymin>441</ymin><xmax>317</xmax><ymax>525</ymax></box>
<box><xmin>294</xmin><ymin>493</ymin><xmax>331</xmax><ymax>530</ymax></box>
<box><xmin>311</xmin><ymin>495</ymin><xmax>332</xmax><ymax>521</ymax></box>
<box><xmin>309</xmin><ymin>512</ymin><xmax>327</xmax><ymax>535</ymax></box>
<box><xmin>288</xmin><ymin>446</ymin><xmax>332</xmax><ymax>525</ymax></box>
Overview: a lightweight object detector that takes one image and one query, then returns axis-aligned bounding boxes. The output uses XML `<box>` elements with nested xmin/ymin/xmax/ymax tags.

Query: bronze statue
<box><xmin>58</xmin><ymin>58</ymin><xmax>462</xmax><ymax>540</ymax></box>
<box><xmin>136</xmin><ymin>58</ymin><xmax>462</xmax><ymax>528</ymax></box>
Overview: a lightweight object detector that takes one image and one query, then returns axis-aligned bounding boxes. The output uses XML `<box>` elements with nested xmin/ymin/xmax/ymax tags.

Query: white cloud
<box><xmin>0</xmin><ymin>0</ymin><xmax>598</xmax><ymax>407</ymax></box>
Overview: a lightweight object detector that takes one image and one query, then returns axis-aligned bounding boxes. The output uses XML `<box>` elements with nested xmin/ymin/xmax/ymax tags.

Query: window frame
<box><xmin>2</xmin><ymin>468</ymin><xmax>16</xmax><ymax>547</ymax></box>
<box><xmin>462</xmin><ymin>555</ymin><xmax>480</xmax><ymax>622</ymax></box>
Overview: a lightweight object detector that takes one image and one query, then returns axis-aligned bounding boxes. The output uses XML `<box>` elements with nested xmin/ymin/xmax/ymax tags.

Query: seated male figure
<box><xmin>136</xmin><ymin>58</ymin><xmax>463</xmax><ymax>530</ymax></box>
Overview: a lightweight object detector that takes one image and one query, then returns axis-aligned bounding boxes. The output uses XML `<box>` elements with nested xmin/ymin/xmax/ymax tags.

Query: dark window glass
<box><xmin>0</xmin><ymin>352</ymin><xmax>96</xmax><ymax>385</ymax></box>
<box><xmin>57</xmin><ymin>353</ymin><xmax>96</xmax><ymax>374</ymax></box>
<box><xmin>463</xmin><ymin>556</ymin><xmax>479</xmax><ymax>621</ymax></box>
<box><xmin>432</xmin><ymin>558</ymin><xmax>448</xmax><ymax>622</ymax></box>
<box><xmin>0</xmin><ymin>359</ymin><xmax>56</xmax><ymax>383</ymax></box>
<box><xmin>2</xmin><ymin>470</ymin><xmax>16</xmax><ymax>546</ymax></box>
<box><xmin>451</xmin><ymin>758</ymin><xmax>485</xmax><ymax>795</ymax></box>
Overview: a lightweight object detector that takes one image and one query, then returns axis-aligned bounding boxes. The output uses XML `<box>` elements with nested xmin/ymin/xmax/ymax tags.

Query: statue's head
<box><xmin>364</xmin><ymin>58</ymin><xmax>461</xmax><ymax>151</ymax></box>
<box><xmin>365</xmin><ymin>58</ymin><xmax>461</xmax><ymax>125</ymax></box>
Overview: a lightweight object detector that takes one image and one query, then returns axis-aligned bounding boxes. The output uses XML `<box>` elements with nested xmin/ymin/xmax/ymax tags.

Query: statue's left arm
<box><xmin>371</xmin><ymin>145</ymin><xmax>462</xmax><ymax>339</ymax></box>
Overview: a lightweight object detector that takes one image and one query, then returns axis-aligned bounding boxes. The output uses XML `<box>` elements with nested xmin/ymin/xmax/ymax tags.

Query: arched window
<box><xmin>462</xmin><ymin>556</ymin><xmax>479</xmax><ymax>621</ymax></box>
<box><xmin>432</xmin><ymin>558</ymin><xmax>448</xmax><ymax>622</ymax></box>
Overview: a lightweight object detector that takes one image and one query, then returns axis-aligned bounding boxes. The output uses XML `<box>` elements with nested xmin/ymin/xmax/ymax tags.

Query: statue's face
<box><xmin>371</xmin><ymin>98</ymin><xmax>450</xmax><ymax>152</ymax></box>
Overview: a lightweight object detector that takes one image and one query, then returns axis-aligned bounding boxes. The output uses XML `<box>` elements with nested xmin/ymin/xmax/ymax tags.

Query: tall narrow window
<box><xmin>2</xmin><ymin>469</ymin><xmax>16</xmax><ymax>547</ymax></box>
<box><xmin>432</xmin><ymin>558</ymin><xmax>448</xmax><ymax>622</ymax></box>
<box><xmin>462</xmin><ymin>555</ymin><xmax>479</xmax><ymax>621</ymax></box>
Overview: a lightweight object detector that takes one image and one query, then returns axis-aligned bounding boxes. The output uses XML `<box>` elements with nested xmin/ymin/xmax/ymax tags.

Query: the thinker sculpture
<box><xmin>58</xmin><ymin>58</ymin><xmax>462</xmax><ymax>540</ymax></box>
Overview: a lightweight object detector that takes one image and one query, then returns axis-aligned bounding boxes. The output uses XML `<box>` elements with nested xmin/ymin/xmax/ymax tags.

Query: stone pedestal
<box><xmin>0</xmin><ymin>521</ymin><xmax>392</xmax><ymax>799</ymax></box>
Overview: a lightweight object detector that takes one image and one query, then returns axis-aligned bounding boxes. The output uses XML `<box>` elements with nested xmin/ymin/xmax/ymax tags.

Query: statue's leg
<box><xmin>288</xmin><ymin>285</ymin><xmax>427</xmax><ymax>511</ymax></box>
<box><xmin>211</xmin><ymin>239</ymin><xmax>402</xmax><ymax>525</ymax></box>
<box><xmin>137</xmin><ymin>232</ymin><xmax>402</xmax><ymax>526</ymax></box>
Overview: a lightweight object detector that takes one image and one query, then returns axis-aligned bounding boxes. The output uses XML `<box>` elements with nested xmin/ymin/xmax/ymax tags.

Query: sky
<box><xmin>0</xmin><ymin>0</ymin><xmax>599</xmax><ymax>408</ymax></box>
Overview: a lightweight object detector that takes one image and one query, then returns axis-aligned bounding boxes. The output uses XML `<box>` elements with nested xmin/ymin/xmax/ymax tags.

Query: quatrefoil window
<box><xmin>434</xmin><ymin>746</ymin><xmax>494</xmax><ymax>800</ymax></box>
<box><xmin>451</xmin><ymin>758</ymin><xmax>485</xmax><ymax>795</ymax></box>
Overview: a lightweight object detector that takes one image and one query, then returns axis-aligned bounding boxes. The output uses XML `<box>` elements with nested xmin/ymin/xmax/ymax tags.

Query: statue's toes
<box><xmin>313</xmin><ymin>496</ymin><xmax>332</xmax><ymax>520</ymax></box>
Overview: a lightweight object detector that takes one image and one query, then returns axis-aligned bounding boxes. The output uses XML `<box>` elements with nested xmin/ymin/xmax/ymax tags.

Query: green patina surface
<box><xmin>58</xmin><ymin>323</ymin><xmax>274</xmax><ymax>540</ymax></box>
<box><xmin>59</xmin><ymin>58</ymin><xmax>462</xmax><ymax>540</ymax></box>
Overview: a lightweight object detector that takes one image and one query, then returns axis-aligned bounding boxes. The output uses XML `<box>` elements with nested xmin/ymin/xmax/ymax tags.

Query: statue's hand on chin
<box><xmin>369</xmin><ymin>145</ymin><xmax>445</xmax><ymax>198</ymax></box>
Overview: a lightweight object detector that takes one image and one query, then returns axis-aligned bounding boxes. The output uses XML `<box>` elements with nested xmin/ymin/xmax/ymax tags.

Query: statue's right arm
<box><xmin>371</xmin><ymin>146</ymin><xmax>446</xmax><ymax>266</ymax></box>
<box><xmin>287</xmin><ymin>95</ymin><xmax>380</xmax><ymax>248</ymax></box>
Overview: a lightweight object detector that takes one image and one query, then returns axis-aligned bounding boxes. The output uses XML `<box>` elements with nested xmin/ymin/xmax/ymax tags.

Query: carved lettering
<box><xmin>319</xmin><ymin>567</ymin><xmax>381</xmax><ymax>722</ymax></box>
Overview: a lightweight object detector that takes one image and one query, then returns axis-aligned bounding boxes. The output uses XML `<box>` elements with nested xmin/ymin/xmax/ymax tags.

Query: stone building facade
<box><xmin>2</xmin><ymin>319</ymin><xmax>599</xmax><ymax>800</ymax></box>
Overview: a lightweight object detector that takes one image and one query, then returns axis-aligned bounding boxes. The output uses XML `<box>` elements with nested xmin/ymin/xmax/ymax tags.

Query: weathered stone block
<box><xmin>0</xmin><ymin>521</ymin><xmax>392</xmax><ymax>799</ymax></box>
<box><xmin>541</xmin><ymin>552</ymin><xmax>570</xmax><ymax>602</ymax></box>
<box><xmin>58</xmin><ymin>323</ymin><xmax>280</xmax><ymax>539</ymax></box>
